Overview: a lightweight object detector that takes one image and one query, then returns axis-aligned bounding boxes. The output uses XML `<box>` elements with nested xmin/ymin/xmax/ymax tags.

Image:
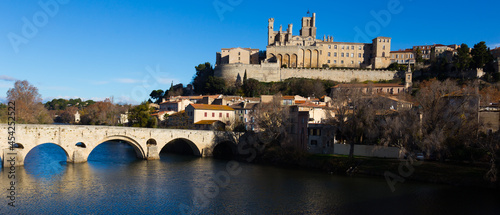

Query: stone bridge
<box><xmin>1</xmin><ymin>124</ymin><xmax>221</xmax><ymax>167</ymax></box>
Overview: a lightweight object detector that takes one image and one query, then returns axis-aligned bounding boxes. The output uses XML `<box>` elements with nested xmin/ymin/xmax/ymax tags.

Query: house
<box><xmin>296</xmin><ymin>102</ymin><xmax>331</xmax><ymax>124</ymax></box>
<box><xmin>377</xmin><ymin>96</ymin><xmax>413</xmax><ymax>111</ymax></box>
<box><xmin>230</xmin><ymin>102</ymin><xmax>259</xmax><ymax>131</ymax></box>
<box><xmin>287</xmin><ymin>105</ymin><xmax>309</xmax><ymax>150</ymax></box>
<box><xmin>307</xmin><ymin>123</ymin><xmax>336</xmax><ymax>154</ymax></box>
<box><xmin>332</xmin><ymin>83</ymin><xmax>407</xmax><ymax>95</ymax></box>
<box><xmin>74</xmin><ymin>111</ymin><xmax>80</xmax><ymax>123</ymax></box>
<box><xmin>159</xmin><ymin>99</ymin><xmax>193</xmax><ymax>113</ymax></box>
<box><xmin>390</xmin><ymin>49</ymin><xmax>415</xmax><ymax>64</ymax></box>
<box><xmin>479</xmin><ymin>102</ymin><xmax>500</xmax><ymax>133</ymax></box>
<box><xmin>185</xmin><ymin>104</ymin><xmax>235</xmax><ymax>126</ymax></box>
<box><xmin>118</xmin><ymin>112</ymin><xmax>128</xmax><ymax>124</ymax></box>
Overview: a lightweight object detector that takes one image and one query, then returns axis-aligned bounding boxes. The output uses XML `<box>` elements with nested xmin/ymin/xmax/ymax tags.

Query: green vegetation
<box><xmin>45</xmin><ymin>98</ymin><xmax>95</xmax><ymax>110</ymax></box>
<box><xmin>127</xmin><ymin>101</ymin><xmax>157</xmax><ymax>128</ymax></box>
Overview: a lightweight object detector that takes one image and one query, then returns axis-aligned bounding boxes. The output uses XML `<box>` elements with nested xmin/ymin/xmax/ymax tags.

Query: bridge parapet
<box><xmin>0</xmin><ymin>124</ymin><xmax>218</xmax><ymax>168</ymax></box>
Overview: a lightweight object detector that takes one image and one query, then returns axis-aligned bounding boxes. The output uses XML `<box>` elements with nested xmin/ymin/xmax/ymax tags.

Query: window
<box><xmin>346</xmin><ymin>46</ymin><xmax>349</xmax><ymax>50</ymax></box>
<box><xmin>351</xmin><ymin>53</ymin><xmax>354</xmax><ymax>57</ymax></box>
<box><xmin>227</xmin><ymin>113</ymin><xmax>229</xmax><ymax>117</ymax></box>
<box><xmin>359</xmin><ymin>46</ymin><xmax>362</xmax><ymax>50</ymax></box>
<box><xmin>410</xmin><ymin>54</ymin><xmax>413</xmax><ymax>58</ymax></box>
<box><xmin>204</xmin><ymin>112</ymin><xmax>207</xmax><ymax>117</ymax></box>
<box><xmin>334</xmin><ymin>52</ymin><xmax>337</xmax><ymax>57</ymax></box>
<box><xmin>219</xmin><ymin>113</ymin><xmax>222</xmax><ymax>118</ymax></box>
<box><xmin>358</xmin><ymin>61</ymin><xmax>361</xmax><ymax>64</ymax></box>
<box><xmin>212</xmin><ymin>113</ymin><xmax>215</xmax><ymax>117</ymax></box>
<box><xmin>358</xmin><ymin>53</ymin><xmax>361</xmax><ymax>58</ymax></box>
<box><xmin>328</xmin><ymin>52</ymin><xmax>331</xmax><ymax>57</ymax></box>
<box><xmin>334</xmin><ymin>45</ymin><xmax>337</xmax><ymax>49</ymax></box>
<box><xmin>351</xmin><ymin>61</ymin><xmax>354</xmax><ymax>64</ymax></box>
<box><xmin>238</xmin><ymin>52</ymin><xmax>241</xmax><ymax>55</ymax></box>
<box><xmin>341</xmin><ymin>53</ymin><xmax>344</xmax><ymax>57</ymax></box>
<box><xmin>328</xmin><ymin>60</ymin><xmax>330</xmax><ymax>63</ymax></box>
<box><xmin>341</xmin><ymin>45</ymin><xmax>344</xmax><ymax>49</ymax></box>
<box><xmin>334</xmin><ymin>60</ymin><xmax>337</xmax><ymax>64</ymax></box>
<box><xmin>396</xmin><ymin>54</ymin><xmax>398</xmax><ymax>58</ymax></box>
<box><xmin>351</xmin><ymin>46</ymin><xmax>354</xmax><ymax>50</ymax></box>
<box><xmin>341</xmin><ymin>60</ymin><xmax>344</xmax><ymax>64</ymax></box>
<box><xmin>328</xmin><ymin>45</ymin><xmax>331</xmax><ymax>49</ymax></box>
<box><xmin>320</xmin><ymin>50</ymin><xmax>322</xmax><ymax>55</ymax></box>
<box><xmin>383</xmin><ymin>45</ymin><xmax>386</xmax><ymax>50</ymax></box>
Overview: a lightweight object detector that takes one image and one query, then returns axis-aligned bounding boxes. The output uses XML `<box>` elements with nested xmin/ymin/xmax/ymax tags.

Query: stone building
<box><xmin>214</xmin><ymin>13</ymin><xmax>399</xmax><ymax>83</ymax></box>
<box><xmin>390</xmin><ymin>49</ymin><xmax>415</xmax><ymax>64</ymax></box>
<box><xmin>185</xmin><ymin>104</ymin><xmax>235</xmax><ymax>125</ymax></box>
<box><xmin>216</xmin><ymin>47</ymin><xmax>259</xmax><ymax>65</ymax></box>
<box><xmin>265</xmin><ymin>13</ymin><xmax>392</xmax><ymax>69</ymax></box>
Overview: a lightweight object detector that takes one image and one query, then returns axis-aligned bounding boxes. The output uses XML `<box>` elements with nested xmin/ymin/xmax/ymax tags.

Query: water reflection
<box><xmin>1</xmin><ymin>141</ymin><xmax>499</xmax><ymax>214</ymax></box>
<box><xmin>24</xmin><ymin>143</ymin><xmax>68</xmax><ymax>179</ymax></box>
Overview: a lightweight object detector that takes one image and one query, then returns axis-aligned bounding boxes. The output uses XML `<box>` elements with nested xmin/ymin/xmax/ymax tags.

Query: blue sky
<box><xmin>1</xmin><ymin>0</ymin><xmax>499</xmax><ymax>104</ymax></box>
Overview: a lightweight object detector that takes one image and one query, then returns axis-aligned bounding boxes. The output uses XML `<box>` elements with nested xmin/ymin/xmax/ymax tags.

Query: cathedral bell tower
<box><xmin>405</xmin><ymin>62</ymin><xmax>413</xmax><ymax>92</ymax></box>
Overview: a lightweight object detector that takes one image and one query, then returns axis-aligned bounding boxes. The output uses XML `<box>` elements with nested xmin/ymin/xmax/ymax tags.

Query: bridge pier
<box><xmin>146</xmin><ymin>145</ymin><xmax>160</xmax><ymax>160</ymax></box>
<box><xmin>69</xmin><ymin>150</ymin><xmax>88</xmax><ymax>163</ymax></box>
<box><xmin>2</xmin><ymin>149</ymin><xmax>24</xmax><ymax>168</ymax></box>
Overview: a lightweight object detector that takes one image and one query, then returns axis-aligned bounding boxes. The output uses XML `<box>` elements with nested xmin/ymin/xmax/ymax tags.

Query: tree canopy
<box><xmin>7</xmin><ymin>80</ymin><xmax>52</xmax><ymax>124</ymax></box>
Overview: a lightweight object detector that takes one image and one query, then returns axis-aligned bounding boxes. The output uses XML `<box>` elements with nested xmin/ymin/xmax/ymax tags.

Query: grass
<box><xmin>312</xmin><ymin>154</ymin><xmax>496</xmax><ymax>188</ymax></box>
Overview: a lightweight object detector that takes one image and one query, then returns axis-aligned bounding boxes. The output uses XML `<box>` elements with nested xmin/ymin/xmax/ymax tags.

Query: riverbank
<box><xmin>235</xmin><ymin>146</ymin><xmax>499</xmax><ymax>189</ymax></box>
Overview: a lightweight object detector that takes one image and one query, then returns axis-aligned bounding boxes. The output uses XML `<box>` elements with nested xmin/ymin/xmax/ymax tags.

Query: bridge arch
<box><xmin>94</xmin><ymin>135</ymin><xmax>146</xmax><ymax>159</ymax></box>
<box><xmin>76</xmin><ymin>142</ymin><xmax>87</xmax><ymax>148</ymax></box>
<box><xmin>161</xmin><ymin>138</ymin><xmax>201</xmax><ymax>156</ymax></box>
<box><xmin>23</xmin><ymin>142</ymin><xmax>71</xmax><ymax>165</ymax></box>
<box><xmin>212</xmin><ymin>140</ymin><xmax>238</xmax><ymax>160</ymax></box>
<box><xmin>146</xmin><ymin>138</ymin><xmax>157</xmax><ymax>146</ymax></box>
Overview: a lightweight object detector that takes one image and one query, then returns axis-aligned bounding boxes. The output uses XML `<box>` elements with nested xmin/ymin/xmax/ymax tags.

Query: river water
<box><xmin>1</xmin><ymin>142</ymin><xmax>499</xmax><ymax>214</ymax></box>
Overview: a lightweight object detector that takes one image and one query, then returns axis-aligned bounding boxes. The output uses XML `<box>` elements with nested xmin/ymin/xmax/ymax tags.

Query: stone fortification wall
<box><xmin>215</xmin><ymin>63</ymin><xmax>398</xmax><ymax>83</ymax></box>
<box><xmin>214</xmin><ymin>63</ymin><xmax>281</xmax><ymax>83</ymax></box>
<box><xmin>280</xmin><ymin>68</ymin><xmax>397</xmax><ymax>82</ymax></box>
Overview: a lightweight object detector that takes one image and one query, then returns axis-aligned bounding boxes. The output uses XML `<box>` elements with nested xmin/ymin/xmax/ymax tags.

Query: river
<box><xmin>1</xmin><ymin>141</ymin><xmax>499</xmax><ymax>214</ymax></box>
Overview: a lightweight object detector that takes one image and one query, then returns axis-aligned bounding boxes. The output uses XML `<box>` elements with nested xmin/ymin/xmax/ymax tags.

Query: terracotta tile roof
<box><xmin>194</xmin><ymin>120</ymin><xmax>220</xmax><ymax>125</ymax></box>
<box><xmin>298</xmin><ymin>103</ymin><xmax>322</xmax><ymax>108</ymax></box>
<box><xmin>390</xmin><ymin>49</ymin><xmax>414</xmax><ymax>53</ymax></box>
<box><xmin>190</xmin><ymin>104</ymin><xmax>234</xmax><ymax>111</ymax></box>
<box><xmin>151</xmin><ymin>111</ymin><xmax>170</xmax><ymax>116</ymax></box>
<box><xmin>168</xmin><ymin>110</ymin><xmax>185</xmax><ymax>117</ymax></box>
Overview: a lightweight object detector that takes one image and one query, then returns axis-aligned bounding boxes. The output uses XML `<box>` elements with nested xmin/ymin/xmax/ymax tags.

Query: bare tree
<box><xmin>479</xmin><ymin>131</ymin><xmax>500</xmax><ymax>182</ymax></box>
<box><xmin>380</xmin><ymin>108</ymin><xmax>421</xmax><ymax>154</ymax></box>
<box><xmin>251</xmin><ymin>94</ymin><xmax>291</xmax><ymax>147</ymax></box>
<box><xmin>7</xmin><ymin>80</ymin><xmax>52</xmax><ymax>124</ymax></box>
<box><xmin>327</xmin><ymin>85</ymin><xmax>380</xmax><ymax>160</ymax></box>
<box><xmin>416</xmin><ymin>79</ymin><xmax>480</xmax><ymax>160</ymax></box>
